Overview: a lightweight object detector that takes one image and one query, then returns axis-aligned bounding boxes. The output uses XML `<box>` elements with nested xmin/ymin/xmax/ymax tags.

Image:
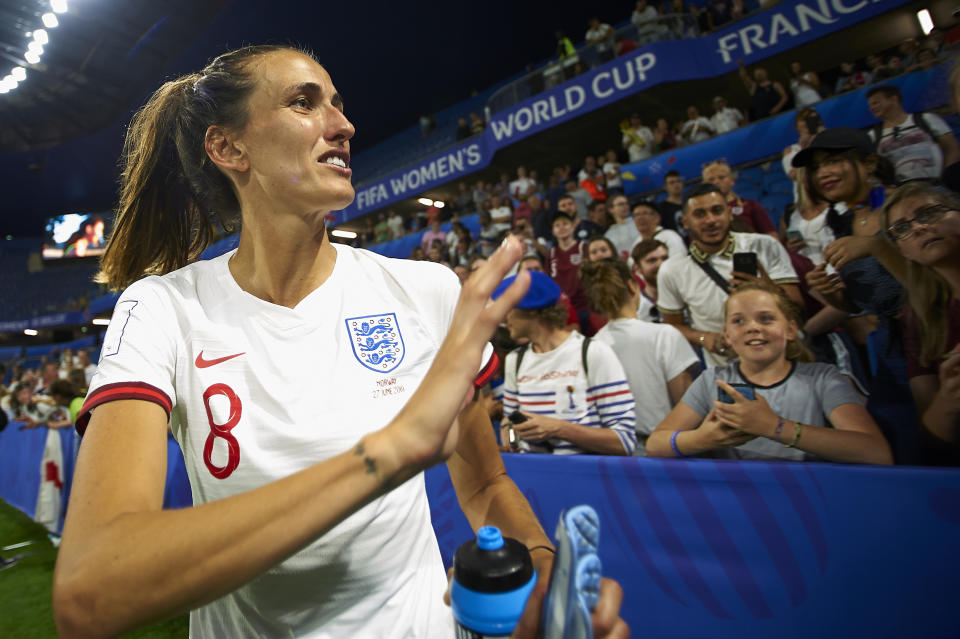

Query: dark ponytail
<box><xmin>99</xmin><ymin>45</ymin><xmax>312</xmax><ymax>289</ymax></box>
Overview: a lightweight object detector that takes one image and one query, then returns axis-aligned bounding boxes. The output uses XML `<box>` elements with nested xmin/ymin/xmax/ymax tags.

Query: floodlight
<box><xmin>42</xmin><ymin>13</ymin><xmax>58</xmax><ymax>28</ymax></box>
<box><xmin>51</xmin><ymin>0</ymin><xmax>68</xmax><ymax>13</ymax></box>
<box><xmin>33</xmin><ymin>29</ymin><xmax>48</xmax><ymax>45</ymax></box>
<box><xmin>11</xmin><ymin>67</ymin><xmax>26</xmax><ymax>81</ymax></box>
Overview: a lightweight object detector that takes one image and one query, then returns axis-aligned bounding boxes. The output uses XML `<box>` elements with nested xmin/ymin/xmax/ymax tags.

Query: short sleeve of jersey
<box><xmin>757</xmin><ymin>235</ymin><xmax>798</xmax><ymax>283</ymax></box>
<box><xmin>658</xmin><ymin>326</ymin><xmax>699</xmax><ymax>381</ymax></box>
<box><xmin>921</xmin><ymin>112</ymin><xmax>951</xmax><ymax>138</ymax></box>
<box><xmin>814</xmin><ymin>364</ymin><xmax>865</xmax><ymax>417</ymax></box>
<box><xmin>656</xmin><ymin>260</ymin><xmax>685</xmax><ymax>314</ymax></box>
<box><xmin>679</xmin><ymin>366</ymin><xmax>717</xmax><ymax>417</ymax></box>
<box><xmin>77</xmin><ymin>277</ymin><xmax>178</xmax><ymax>434</ymax></box>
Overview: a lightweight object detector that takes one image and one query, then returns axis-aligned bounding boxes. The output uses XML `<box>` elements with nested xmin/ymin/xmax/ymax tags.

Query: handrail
<box><xmin>485</xmin><ymin>14</ymin><xmax>699</xmax><ymax>118</ymax></box>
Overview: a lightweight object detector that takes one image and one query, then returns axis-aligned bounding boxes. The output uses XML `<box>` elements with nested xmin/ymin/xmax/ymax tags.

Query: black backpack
<box><xmin>512</xmin><ymin>336</ymin><xmax>592</xmax><ymax>379</ymax></box>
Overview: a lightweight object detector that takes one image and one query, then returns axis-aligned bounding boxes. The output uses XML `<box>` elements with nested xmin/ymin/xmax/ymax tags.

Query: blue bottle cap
<box><xmin>477</xmin><ymin>526</ymin><xmax>504</xmax><ymax>551</ymax></box>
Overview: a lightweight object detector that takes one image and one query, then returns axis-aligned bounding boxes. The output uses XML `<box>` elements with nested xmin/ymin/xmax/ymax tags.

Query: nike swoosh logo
<box><xmin>195</xmin><ymin>351</ymin><xmax>245</xmax><ymax>368</ymax></box>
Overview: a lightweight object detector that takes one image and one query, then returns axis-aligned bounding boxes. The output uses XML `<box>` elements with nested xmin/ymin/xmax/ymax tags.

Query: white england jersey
<box><xmin>79</xmin><ymin>244</ymin><xmax>496</xmax><ymax>638</ymax></box>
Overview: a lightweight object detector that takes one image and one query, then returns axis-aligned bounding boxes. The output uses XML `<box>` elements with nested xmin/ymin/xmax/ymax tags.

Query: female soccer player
<box><xmin>51</xmin><ymin>45</ymin><xmax>625</xmax><ymax>638</ymax></box>
<box><xmin>648</xmin><ymin>282</ymin><xmax>892</xmax><ymax>464</ymax></box>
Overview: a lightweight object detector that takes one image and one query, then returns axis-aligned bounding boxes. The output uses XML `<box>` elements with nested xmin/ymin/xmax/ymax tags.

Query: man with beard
<box><xmin>657</xmin><ymin>184</ymin><xmax>800</xmax><ymax>366</ymax></box>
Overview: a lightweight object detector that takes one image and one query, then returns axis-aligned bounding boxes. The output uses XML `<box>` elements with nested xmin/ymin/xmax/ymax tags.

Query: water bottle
<box><xmin>450</xmin><ymin>526</ymin><xmax>537</xmax><ymax>638</ymax></box>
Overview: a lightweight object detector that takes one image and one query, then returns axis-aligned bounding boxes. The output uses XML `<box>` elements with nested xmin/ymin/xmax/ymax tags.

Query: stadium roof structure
<box><xmin>0</xmin><ymin>0</ymin><xmax>614</xmax><ymax>237</ymax></box>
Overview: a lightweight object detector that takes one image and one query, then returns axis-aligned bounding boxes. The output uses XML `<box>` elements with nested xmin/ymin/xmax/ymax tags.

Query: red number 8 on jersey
<box><xmin>202</xmin><ymin>383</ymin><xmax>242</xmax><ymax>479</ymax></box>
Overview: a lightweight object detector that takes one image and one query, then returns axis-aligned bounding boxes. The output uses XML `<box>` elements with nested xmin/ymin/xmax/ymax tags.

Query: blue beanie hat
<box><xmin>492</xmin><ymin>270</ymin><xmax>562</xmax><ymax>310</ymax></box>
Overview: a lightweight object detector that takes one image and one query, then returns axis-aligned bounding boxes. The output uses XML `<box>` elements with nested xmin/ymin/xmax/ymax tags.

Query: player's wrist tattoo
<box><xmin>353</xmin><ymin>441</ymin><xmax>378</xmax><ymax>476</ymax></box>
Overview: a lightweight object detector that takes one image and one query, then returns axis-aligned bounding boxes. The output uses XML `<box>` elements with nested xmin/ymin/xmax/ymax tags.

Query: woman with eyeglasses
<box><xmin>881</xmin><ymin>183</ymin><xmax>960</xmax><ymax>464</ymax></box>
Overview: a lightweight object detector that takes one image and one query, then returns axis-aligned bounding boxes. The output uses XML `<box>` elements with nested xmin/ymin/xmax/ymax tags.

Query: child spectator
<box><xmin>582</xmin><ymin>259</ymin><xmax>697</xmax><ymax>452</ymax></box>
<box><xmin>549</xmin><ymin>210</ymin><xmax>591</xmax><ymax>330</ymax></box>
<box><xmin>648</xmin><ymin>282</ymin><xmax>893</xmax><ymax>463</ymax></box>
<box><xmin>495</xmin><ymin>271</ymin><xmax>637</xmax><ymax>455</ymax></box>
<box><xmin>585</xmin><ymin>236</ymin><xmax>619</xmax><ymax>263</ymax></box>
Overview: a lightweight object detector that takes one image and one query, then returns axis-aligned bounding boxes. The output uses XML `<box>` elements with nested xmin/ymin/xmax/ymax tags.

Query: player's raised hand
<box><xmin>389</xmin><ymin>235</ymin><xmax>529</xmax><ymax>471</ymax></box>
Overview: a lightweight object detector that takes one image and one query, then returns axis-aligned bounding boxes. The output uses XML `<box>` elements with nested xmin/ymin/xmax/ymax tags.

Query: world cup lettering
<box><xmin>202</xmin><ymin>383</ymin><xmax>242</xmax><ymax>479</ymax></box>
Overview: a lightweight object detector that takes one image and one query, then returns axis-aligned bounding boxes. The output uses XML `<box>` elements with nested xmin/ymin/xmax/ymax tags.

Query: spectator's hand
<box><xmin>936</xmin><ymin>347</ymin><xmax>960</xmax><ymax>413</ymax></box>
<box><xmin>822</xmin><ymin>236</ymin><xmax>880</xmax><ymax>270</ymax></box>
<box><xmin>697</xmin><ymin>409</ymin><xmax>757</xmax><ymax>449</ymax></box>
<box><xmin>485</xmin><ymin>395</ymin><xmax>504</xmax><ymax>422</ymax></box>
<box><xmin>785</xmin><ymin>235</ymin><xmax>807</xmax><ymax>253</ymax></box>
<box><xmin>712</xmin><ymin>380</ymin><xmax>779</xmax><ymax>437</ymax></box>
<box><xmin>17</xmin><ymin>416</ymin><xmax>39</xmax><ymax>429</ymax></box>
<box><xmin>700</xmin><ymin>332</ymin><xmax>730</xmax><ymax>357</ymax></box>
<box><xmin>730</xmin><ymin>263</ymin><xmax>774</xmax><ymax>289</ymax></box>
<box><xmin>513</xmin><ymin>412</ymin><xmax>567</xmax><ymax>442</ymax></box>
<box><xmin>806</xmin><ymin>262</ymin><xmax>846</xmax><ymax>296</ymax></box>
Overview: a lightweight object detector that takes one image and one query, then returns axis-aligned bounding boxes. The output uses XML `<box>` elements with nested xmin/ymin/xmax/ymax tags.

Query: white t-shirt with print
<box><xmin>80</xmin><ymin>244</ymin><xmax>483</xmax><ymax>638</ymax></box>
<box><xmin>594</xmin><ymin>319</ymin><xmax>697</xmax><ymax>453</ymax></box>
<box><xmin>711</xmin><ymin>107</ymin><xmax>744</xmax><ymax>135</ymax></box>
<box><xmin>869</xmin><ymin>113</ymin><xmax>951</xmax><ymax>182</ymax></box>
<box><xmin>502</xmin><ymin>332</ymin><xmax>637</xmax><ymax>455</ymax></box>
<box><xmin>657</xmin><ymin>233</ymin><xmax>798</xmax><ymax>367</ymax></box>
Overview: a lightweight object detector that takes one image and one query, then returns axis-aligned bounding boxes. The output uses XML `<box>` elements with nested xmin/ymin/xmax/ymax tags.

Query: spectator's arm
<box><xmin>937</xmin><ymin>131</ymin><xmax>960</xmax><ymax>169</ymax></box>
<box><xmin>514</xmin><ymin>412</ymin><xmax>633</xmax><ymax>455</ymax></box>
<box><xmin>803</xmin><ymin>71</ymin><xmax>821</xmax><ymax>90</ymax></box>
<box><xmin>914</xmin><ymin>351</ymin><xmax>960</xmax><ymax>444</ymax></box>
<box><xmin>770</xmin><ymin>82</ymin><xmax>789</xmax><ymax>114</ymax></box>
<box><xmin>662</xmin><ymin>311</ymin><xmax>727</xmax><ymax>355</ymax></box>
<box><xmin>667</xmin><ymin>370</ymin><xmax>694</xmax><ymax>407</ymax></box>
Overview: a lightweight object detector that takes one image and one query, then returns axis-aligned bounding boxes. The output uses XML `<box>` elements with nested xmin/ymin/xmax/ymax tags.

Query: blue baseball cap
<box><xmin>492</xmin><ymin>270</ymin><xmax>561</xmax><ymax>310</ymax></box>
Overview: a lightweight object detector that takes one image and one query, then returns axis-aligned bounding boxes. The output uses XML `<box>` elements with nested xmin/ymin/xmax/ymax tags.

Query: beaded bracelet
<box><xmin>670</xmin><ymin>430</ymin><xmax>690</xmax><ymax>458</ymax></box>
<box><xmin>784</xmin><ymin>422</ymin><xmax>804</xmax><ymax>448</ymax></box>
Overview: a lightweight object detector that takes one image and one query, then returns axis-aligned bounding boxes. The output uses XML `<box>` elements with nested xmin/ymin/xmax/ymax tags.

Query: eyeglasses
<box><xmin>886</xmin><ymin>204</ymin><xmax>952</xmax><ymax>241</ymax></box>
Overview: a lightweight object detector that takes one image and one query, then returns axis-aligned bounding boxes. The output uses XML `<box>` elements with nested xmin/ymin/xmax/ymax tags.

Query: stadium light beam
<box><xmin>331</xmin><ymin>229</ymin><xmax>358</xmax><ymax>239</ymax></box>
<box><xmin>917</xmin><ymin>9</ymin><xmax>934</xmax><ymax>35</ymax></box>
<box><xmin>51</xmin><ymin>0</ymin><xmax>68</xmax><ymax>13</ymax></box>
<box><xmin>41</xmin><ymin>13</ymin><xmax>58</xmax><ymax>28</ymax></box>
<box><xmin>27</xmin><ymin>41</ymin><xmax>43</xmax><ymax>55</ymax></box>
<box><xmin>23</xmin><ymin>329</ymin><xmax>39</xmax><ymax>336</ymax></box>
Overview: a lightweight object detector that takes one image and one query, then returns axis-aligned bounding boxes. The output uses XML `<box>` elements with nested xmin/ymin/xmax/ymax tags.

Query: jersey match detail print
<box><xmin>346</xmin><ymin>313</ymin><xmax>405</xmax><ymax>373</ymax></box>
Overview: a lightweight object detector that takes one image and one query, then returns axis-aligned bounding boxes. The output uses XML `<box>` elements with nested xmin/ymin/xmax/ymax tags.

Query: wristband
<box><xmin>785</xmin><ymin>422</ymin><xmax>804</xmax><ymax>448</ymax></box>
<box><xmin>528</xmin><ymin>545</ymin><xmax>556</xmax><ymax>555</ymax></box>
<box><xmin>670</xmin><ymin>431</ymin><xmax>690</xmax><ymax>458</ymax></box>
<box><xmin>774</xmin><ymin>418</ymin><xmax>785</xmax><ymax>442</ymax></box>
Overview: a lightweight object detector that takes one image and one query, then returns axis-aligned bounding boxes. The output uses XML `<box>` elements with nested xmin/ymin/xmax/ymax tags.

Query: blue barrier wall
<box><xmin>3</xmin><ymin>427</ymin><xmax>958</xmax><ymax>636</ymax></box>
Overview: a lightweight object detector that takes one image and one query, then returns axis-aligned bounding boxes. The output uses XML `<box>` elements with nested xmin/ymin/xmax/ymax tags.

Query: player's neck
<box><xmin>229</xmin><ymin>217</ymin><xmax>337</xmax><ymax>309</ymax></box>
<box><xmin>530</xmin><ymin>327</ymin><xmax>572</xmax><ymax>354</ymax></box>
<box><xmin>556</xmin><ymin>235</ymin><xmax>576</xmax><ymax>250</ymax></box>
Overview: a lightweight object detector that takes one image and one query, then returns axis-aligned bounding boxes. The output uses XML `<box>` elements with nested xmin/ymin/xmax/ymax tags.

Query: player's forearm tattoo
<box><xmin>354</xmin><ymin>442</ymin><xmax>378</xmax><ymax>476</ymax></box>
